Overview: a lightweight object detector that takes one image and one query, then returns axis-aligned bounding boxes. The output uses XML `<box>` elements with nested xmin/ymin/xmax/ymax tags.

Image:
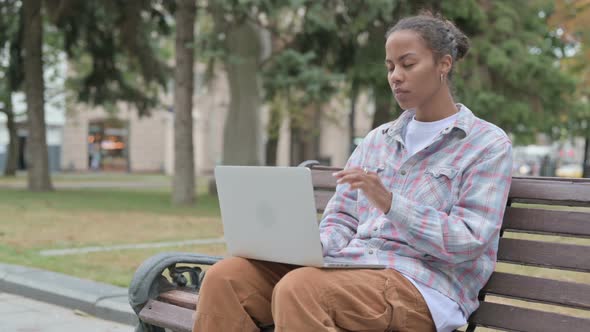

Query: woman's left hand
<box><xmin>333</xmin><ymin>167</ymin><xmax>393</xmax><ymax>214</ymax></box>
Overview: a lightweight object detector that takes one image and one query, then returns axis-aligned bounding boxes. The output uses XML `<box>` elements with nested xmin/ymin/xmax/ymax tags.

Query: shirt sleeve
<box><xmin>318</xmin><ymin>140</ymin><xmax>365</xmax><ymax>256</ymax></box>
<box><xmin>385</xmin><ymin>138</ymin><xmax>513</xmax><ymax>264</ymax></box>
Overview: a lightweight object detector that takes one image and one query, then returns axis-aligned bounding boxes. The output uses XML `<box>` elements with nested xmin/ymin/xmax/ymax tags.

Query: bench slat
<box><xmin>509</xmin><ymin>177</ymin><xmax>590</xmax><ymax>206</ymax></box>
<box><xmin>482</xmin><ymin>272</ymin><xmax>590</xmax><ymax>310</ymax></box>
<box><xmin>159</xmin><ymin>289</ymin><xmax>198</xmax><ymax>310</ymax></box>
<box><xmin>310</xmin><ymin>168</ymin><xmax>590</xmax><ymax>207</ymax></box>
<box><xmin>139</xmin><ymin>299</ymin><xmax>193</xmax><ymax>332</ymax></box>
<box><xmin>316</xmin><ymin>194</ymin><xmax>590</xmax><ymax>236</ymax></box>
<box><xmin>310</xmin><ymin>169</ymin><xmax>590</xmax><ymax>201</ymax></box>
<box><xmin>314</xmin><ymin>190</ymin><xmax>334</xmax><ymax>213</ymax></box>
<box><xmin>469</xmin><ymin>302</ymin><xmax>590</xmax><ymax>332</ymax></box>
<box><xmin>311</xmin><ymin>169</ymin><xmax>338</xmax><ymax>190</ymax></box>
<box><xmin>503</xmin><ymin>207</ymin><xmax>590</xmax><ymax>238</ymax></box>
<box><xmin>497</xmin><ymin>238</ymin><xmax>590</xmax><ymax>272</ymax></box>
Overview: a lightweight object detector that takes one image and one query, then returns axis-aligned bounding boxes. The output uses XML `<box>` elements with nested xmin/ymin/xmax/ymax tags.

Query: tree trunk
<box><xmin>371</xmin><ymin>80</ymin><xmax>396</xmax><ymax>129</ymax></box>
<box><xmin>290</xmin><ymin>104</ymin><xmax>321</xmax><ymax>165</ymax></box>
<box><xmin>2</xmin><ymin>94</ymin><xmax>19</xmax><ymax>176</ymax></box>
<box><xmin>265</xmin><ymin>100</ymin><xmax>282</xmax><ymax>166</ymax></box>
<box><xmin>23</xmin><ymin>0</ymin><xmax>53</xmax><ymax>191</ymax></box>
<box><xmin>349</xmin><ymin>81</ymin><xmax>358</xmax><ymax>155</ymax></box>
<box><xmin>583</xmin><ymin>135</ymin><xmax>589</xmax><ymax>178</ymax></box>
<box><xmin>172</xmin><ymin>0</ymin><xmax>196</xmax><ymax>205</ymax></box>
<box><xmin>220</xmin><ymin>20</ymin><xmax>264</xmax><ymax>166</ymax></box>
<box><xmin>265</xmin><ymin>131</ymin><xmax>279</xmax><ymax>166</ymax></box>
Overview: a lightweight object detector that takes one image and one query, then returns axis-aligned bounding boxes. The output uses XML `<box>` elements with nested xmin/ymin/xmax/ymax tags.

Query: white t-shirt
<box><xmin>405</xmin><ymin>112</ymin><xmax>460</xmax><ymax>157</ymax></box>
<box><xmin>402</xmin><ymin>110</ymin><xmax>467</xmax><ymax>332</ymax></box>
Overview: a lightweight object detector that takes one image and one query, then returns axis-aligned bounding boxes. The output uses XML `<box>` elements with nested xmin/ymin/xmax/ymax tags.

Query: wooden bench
<box><xmin>128</xmin><ymin>161</ymin><xmax>590</xmax><ymax>332</ymax></box>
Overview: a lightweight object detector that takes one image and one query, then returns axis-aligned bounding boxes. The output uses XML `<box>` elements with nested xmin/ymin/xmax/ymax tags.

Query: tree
<box><xmin>172</xmin><ymin>0</ymin><xmax>197</xmax><ymax>205</ymax></box>
<box><xmin>191</xmin><ymin>0</ymin><xmax>577</xmax><ymax>170</ymax></box>
<box><xmin>0</xmin><ymin>0</ymin><xmax>23</xmax><ymax>176</ymax></box>
<box><xmin>550</xmin><ymin>0</ymin><xmax>590</xmax><ymax>99</ymax></box>
<box><xmin>23</xmin><ymin>0</ymin><xmax>53</xmax><ymax>191</ymax></box>
<box><xmin>49</xmin><ymin>1</ymin><xmax>171</xmax><ymax>115</ymax></box>
<box><xmin>193</xmin><ymin>1</ymin><xmax>338</xmax><ymax>166</ymax></box>
<box><xmin>208</xmin><ymin>3</ymin><xmax>267</xmax><ymax>166</ymax></box>
<box><xmin>262</xmin><ymin>50</ymin><xmax>341</xmax><ymax>165</ymax></box>
<box><xmin>0</xmin><ymin>89</ymin><xmax>18</xmax><ymax>176</ymax></box>
<box><xmin>294</xmin><ymin>0</ymin><xmax>575</xmax><ymax>145</ymax></box>
<box><xmin>444</xmin><ymin>1</ymin><xmax>575</xmax><ymax>145</ymax></box>
<box><xmin>2</xmin><ymin>1</ymin><xmax>172</xmax><ymax>189</ymax></box>
<box><xmin>549</xmin><ymin>0</ymin><xmax>590</xmax><ymax>177</ymax></box>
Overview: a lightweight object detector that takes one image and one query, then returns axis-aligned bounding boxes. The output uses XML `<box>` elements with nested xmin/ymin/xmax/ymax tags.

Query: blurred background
<box><xmin>1</xmin><ymin>0</ymin><xmax>589</xmax><ymax>186</ymax></box>
<box><xmin>0</xmin><ymin>0</ymin><xmax>589</xmax><ymax>294</ymax></box>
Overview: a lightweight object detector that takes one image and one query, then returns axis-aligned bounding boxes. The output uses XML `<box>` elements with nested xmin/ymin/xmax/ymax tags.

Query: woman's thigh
<box><xmin>273</xmin><ymin>267</ymin><xmax>434</xmax><ymax>332</ymax></box>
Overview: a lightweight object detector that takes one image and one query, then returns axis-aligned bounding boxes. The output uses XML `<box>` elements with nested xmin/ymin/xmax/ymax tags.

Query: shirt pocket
<box><xmin>414</xmin><ymin>166</ymin><xmax>459</xmax><ymax>212</ymax></box>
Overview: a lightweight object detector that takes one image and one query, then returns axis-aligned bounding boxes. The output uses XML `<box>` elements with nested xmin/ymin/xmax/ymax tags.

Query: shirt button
<box><xmin>400</xmin><ymin>170</ymin><xmax>407</xmax><ymax>175</ymax></box>
<box><xmin>368</xmin><ymin>250</ymin><xmax>374</xmax><ymax>254</ymax></box>
<box><xmin>374</xmin><ymin>227</ymin><xmax>378</xmax><ymax>231</ymax></box>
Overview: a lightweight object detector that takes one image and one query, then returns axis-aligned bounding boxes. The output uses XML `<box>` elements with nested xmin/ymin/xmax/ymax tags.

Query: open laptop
<box><xmin>214</xmin><ymin>165</ymin><xmax>385</xmax><ymax>269</ymax></box>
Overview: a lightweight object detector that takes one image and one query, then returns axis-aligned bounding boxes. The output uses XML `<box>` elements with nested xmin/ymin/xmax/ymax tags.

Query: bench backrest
<box><xmin>307</xmin><ymin>164</ymin><xmax>590</xmax><ymax>332</ymax></box>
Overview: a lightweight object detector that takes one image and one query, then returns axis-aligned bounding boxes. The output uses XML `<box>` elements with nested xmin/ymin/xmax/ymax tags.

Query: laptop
<box><xmin>214</xmin><ymin>165</ymin><xmax>385</xmax><ymax>269</ymax></box>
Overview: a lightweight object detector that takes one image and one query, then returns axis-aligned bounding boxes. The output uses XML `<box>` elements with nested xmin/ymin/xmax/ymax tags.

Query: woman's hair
<box><xmin>386</xmin><ymin>12</ymin><xmax>470</xmax><ymax>79</ymax></box>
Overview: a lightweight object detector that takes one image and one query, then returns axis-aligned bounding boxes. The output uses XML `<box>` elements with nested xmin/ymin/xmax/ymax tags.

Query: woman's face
<box><xmin>385</xmin><ymin>30</ymin><xmax>448</xmax><ymax>110</ymax></box>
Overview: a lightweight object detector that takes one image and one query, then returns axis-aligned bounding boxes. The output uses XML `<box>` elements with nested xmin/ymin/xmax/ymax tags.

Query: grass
<box><xmin>0</xmin><ymin>189</ymin><xmax>223</xmax><ymax>249</ymax></box>
<box><xmin>0</xmin><ymin>184</ymin><xmax>225</xmax><ymax>287</ymax></box>
<box><xmin>0</xmin><ymin>187</ymin><xmax>219</xmax><ymax>216</ymax></box>
<box><xmin>0</xmin><ymin>243</ymin><xmax>227</xmax><ymax>287</ymax></box>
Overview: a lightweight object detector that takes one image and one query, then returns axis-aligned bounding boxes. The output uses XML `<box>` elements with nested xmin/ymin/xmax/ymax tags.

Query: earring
<box><xmin>440</xmin><ymin>73</ymin><xmax>444</xmax><ymax>83</ymax></box>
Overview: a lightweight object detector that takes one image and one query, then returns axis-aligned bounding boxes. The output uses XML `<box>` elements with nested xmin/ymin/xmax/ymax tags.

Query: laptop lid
<box><xmin>214</xmin><ymin>166</ymin><xmax>325</xmax><ymax>266</ymax></box>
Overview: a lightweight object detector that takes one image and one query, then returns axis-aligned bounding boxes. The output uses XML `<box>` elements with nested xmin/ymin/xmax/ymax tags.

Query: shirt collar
<box><xmin>386</xmin><ymin>103</ymin><xmax>475</xmax><ymax>143</ymax></box>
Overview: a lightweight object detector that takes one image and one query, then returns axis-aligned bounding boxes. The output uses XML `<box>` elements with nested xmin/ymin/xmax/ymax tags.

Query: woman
<box><xmin>193</xmin><ymin>13</ymin><xmax>513</xmax><ymax>332</ymax></box>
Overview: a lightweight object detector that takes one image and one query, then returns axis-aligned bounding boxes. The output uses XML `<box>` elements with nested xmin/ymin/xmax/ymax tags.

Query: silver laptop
<box><xmin>214</xmin><ymin>165</ymin><xmax>385</xmax><ymax>269</ymax></box>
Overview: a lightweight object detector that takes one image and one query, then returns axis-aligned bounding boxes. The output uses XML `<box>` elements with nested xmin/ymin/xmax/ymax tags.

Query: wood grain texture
<box><xmin>469</xmin><ymin>302</ymin><xmax>590</xmax><ymax>332</ymax></box>
<box><xmin>139</xmin><ymin>299</ymin><xmax>193</xmax><ymax>332</ymax></box>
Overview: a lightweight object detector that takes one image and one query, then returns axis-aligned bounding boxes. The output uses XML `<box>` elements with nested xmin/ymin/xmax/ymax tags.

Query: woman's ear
<box><xmin>439</xmin><ymin>54</ymin><xmax>453</xmax><ymax>78</ymax></box>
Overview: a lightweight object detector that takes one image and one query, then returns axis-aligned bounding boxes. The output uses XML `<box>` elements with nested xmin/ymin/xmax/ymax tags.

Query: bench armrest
<box><xmin>128</xmin><ymin>252</ymin><xmax>222</xmax><ymax>315</ymax></box>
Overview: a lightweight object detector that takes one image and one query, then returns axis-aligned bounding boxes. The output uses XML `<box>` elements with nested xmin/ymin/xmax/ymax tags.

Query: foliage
<box><xmin>48</xmin><ymin>0</ymin><xmax>173</xmax><ymax>115</ymax></box>
<box><xmin>446</xmin><ymin>0</ymin><xmax>575</xmax><ymax>144</ymax></box>
<box><xmin>549</xmin><ymin>0</ymin><xmax>590</xmax><ymax>137</ymax></box>
<box><xmin>265</xmin><ymin>1</ymin><xmax>578</xmax><ymax>144</ymax></box>
<box><xmin>4</xmin><ymin>0</ymin><xmax>585</xmax><ymax>159</ymax></box>
<box><xmin>0</xmin><ymin>0</ymin><xmax>23</xmax><ymax>93</ymax></box>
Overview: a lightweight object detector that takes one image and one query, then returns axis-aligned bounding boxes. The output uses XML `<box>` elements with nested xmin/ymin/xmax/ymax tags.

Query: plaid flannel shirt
<box><xmin>319</xmin><ymin>104</ymin><xmax>513</xmax><ymax>317</ymax></box>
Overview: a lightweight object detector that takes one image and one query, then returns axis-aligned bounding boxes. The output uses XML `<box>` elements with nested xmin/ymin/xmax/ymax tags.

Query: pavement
<box><xmin>0</xmin><ymin>293</ymin><xmax>133</xmax><ymax>332</ymax></box>
<box><xmin>0</xmin><ymin>263</ymin><xmax>138</xmax><ymax>331</ymax></box>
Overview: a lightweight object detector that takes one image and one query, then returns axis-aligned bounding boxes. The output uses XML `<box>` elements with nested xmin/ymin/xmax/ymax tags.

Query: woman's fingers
<box><xmin>335</xmin><ymin>167</ymin><xmax>377</xmax><ymax>178</ymax></box>
<box><xmin>349</xmin><ymin>181</ymin><xmax>366</xmax><ymax>190</ymax></box>
<box><xmin>332</xmin><ymin>167</ymin><xmax>390</xmax><ymax>212</ymax></box>
<box><xmin>336</xmin><ymin>172</ymin><xmax>366</xmax><ymax>184</ymax></box>
<box><xmin>333</xmin><ymin>169</ymin><xmax>356</xmax><ymax>178</ymax></box>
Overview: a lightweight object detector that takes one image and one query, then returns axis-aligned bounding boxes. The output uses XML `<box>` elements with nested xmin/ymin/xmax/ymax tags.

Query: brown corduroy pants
<box><xmin>192</xmin><ymin>257</ymin><xmax>435</xmax><ymax>332</ymax></box>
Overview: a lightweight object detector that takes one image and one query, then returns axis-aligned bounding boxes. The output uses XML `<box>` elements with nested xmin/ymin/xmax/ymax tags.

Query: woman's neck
<box><xmin>414</xmin><ymin>87</ymin><xmax>458</xmax><ymax>122</ymax></box>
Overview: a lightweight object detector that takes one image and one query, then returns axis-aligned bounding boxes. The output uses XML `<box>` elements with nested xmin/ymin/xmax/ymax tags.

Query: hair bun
<box><xmin>445</xmin><ymin>20</ymin><xmax>470</xmax><ymax>60</ymax></box>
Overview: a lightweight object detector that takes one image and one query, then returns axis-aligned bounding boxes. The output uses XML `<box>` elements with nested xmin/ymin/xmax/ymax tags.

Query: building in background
<box><xmin>0</xmin><ymin>92</ymin><xmax>64</xmax><ymax>174</ymax></box>
<box><xmin>0</xmin><ymin>53</ymin><xmax>67</xmax><ymax>175</ymax></box>
<box><xmin>60</xmin><ymin>66</ymin><xmax>230</xmax><ymax>175</ymax></box>
<box><xmin>60</xmin><ymin>68</ymin><xmax>374</xmax><ymax>175</ymax></box>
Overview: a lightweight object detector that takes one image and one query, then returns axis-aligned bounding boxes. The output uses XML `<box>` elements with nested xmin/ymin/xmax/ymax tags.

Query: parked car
<box><xmin>555</xmin><ymin>164</ymin><xmax>583</xmax><ymax>178</ymax></box>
